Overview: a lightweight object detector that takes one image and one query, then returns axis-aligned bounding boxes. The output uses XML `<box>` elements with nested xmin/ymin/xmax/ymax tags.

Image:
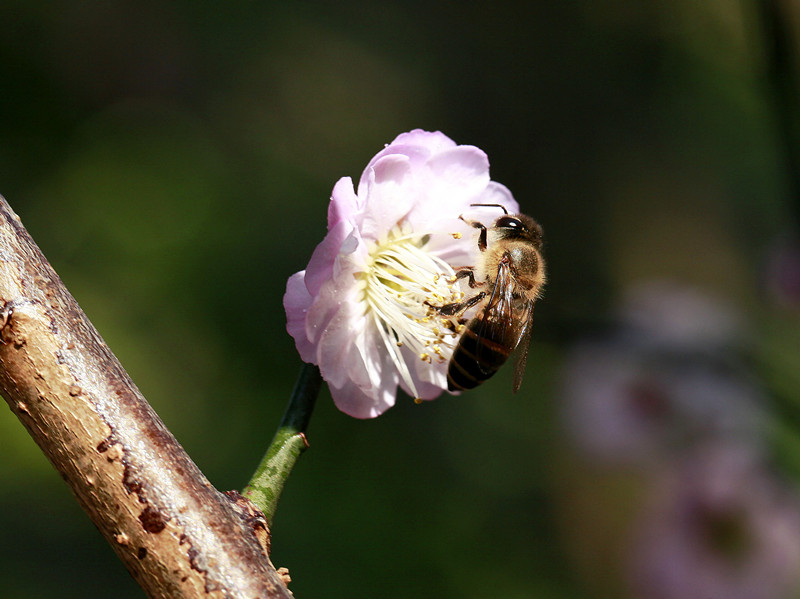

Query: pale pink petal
<box><xmin>476</xmin><ymin>181</ymin><xmax>520</xmax><ymax>215</ymax></box>
<box><xmin>283</xmin><ymin>272</ymin><xmax>316</xmax><ymax>363</ymax></box>
<box><xmin>358</xmin><ymin>155</ymin><xmax>414</xmax><ymax>240</ymax></box>
<box><xmin>408</xmin><ymin>147</ymin><xmax>492</xmax><ymax>230</ymax></box>
<box><xmin>351</xmin><ymin>321</ymin><xmax>386</xmax><ymax>390</ymax></box>
<box><xmin>328</xmin><ymin>177</ymin><xmax>360</xmax><ymax>228</ymax></box>
<box><xmin>362</xmin><ymin>144</ymin><xmax>430</xmax><ymax>188</ymax></box>
<box><xmin>316</xmin><ymin>301</ymin><xmax>365</xmax><ymax>389</ymax></box>
<box><xmin>387</xmin><ymin>129</ymin><xmax>456</xmax><ymax>157</ymax></box>
<box><xmin>426</xmin><ymin>145</ymin><xmax>490</xmax><ymax>193</ymax></box>
<box><xmin>304</xmin><ymin>252</ymin><xmax>364</xmax><ymax>343</ymax></box>
<box><xmin>360</xmin><ymin>130</ymin><xmax>456</xmax><ymax>189</ymax></box>
<box><xmin>329</xmin><ymin>375</ymin><xmax>397</xmax><ymax>419</ymax></box>
<box><xmin>305</xmin><ymin>219</ymin><xmax>355</xmax><ymax>296</ymax></box>
<box><xmin>401</xmin><ymin>374</ymin><xmax>448</xmax><ymax>401</ymax></box>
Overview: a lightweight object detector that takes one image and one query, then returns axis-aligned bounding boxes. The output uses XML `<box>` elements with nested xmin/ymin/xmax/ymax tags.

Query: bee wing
<box><xmin>511</xmin><ymin>300</ymin><xmax>534</xmax><ymax>393</ymax></box>
<box><xmin>474</xmin><ymin>257</ymin><xmax>518</xmax><ymax>374</ymax></box>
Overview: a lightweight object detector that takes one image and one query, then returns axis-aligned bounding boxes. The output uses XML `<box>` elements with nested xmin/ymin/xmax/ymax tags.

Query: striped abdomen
<box><xmin>447</xmin><ymin>317</ymin><xmax>514</xmax><ymax>391</ymax></box>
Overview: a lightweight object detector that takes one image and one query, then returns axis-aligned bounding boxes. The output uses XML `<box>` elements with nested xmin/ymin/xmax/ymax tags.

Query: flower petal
<box><xmin>305</xmin><ymin>219</ymin><xmax>355</xmax><ymax>297</ymax></box>
<box><xmin>284</xmin><ymin>271</ymin><xmax>316</xmax><ymax>363</ymax></box>
<box><xmin>328</xmin><ymin>176</ymin><xmax>360</xmax><ymax>229</ymax></box>
<box><xmin>358</xmin><ymin>155</ymin><xmax>415</xmax><ymax>240</ymax></box>
<box><xmin>426</xmin><ymin>145</ymin><xmax>490</xmax><ymax>193</ymax></box>
<box><xmin>316</xmin><ymin>300</ymin><xmax>366</xmax><ymax>389</ymax></box>
<box><xmin>386</xmin><ymin>129</ymin><xmax>457</xmax><ymax>158</ymax></box>
<box><xmin>407</xmin><ymin>146</ymin><xmax>492</xmax><ymax>231</ymax></box>
<box><xmin>361</xmin><ymin>130</ymin><xmax>456</xmax><ymax>186</ymax></box>
<box><xmin>329</xmin><ymin>375</ymin><xmax>397</xmax><ymax>419</ymax></box>
<box><xmin>306</xmin><ymin>269</ymin><xmax>354</xmax><ymax>348</ymax></box>
<box><xmin>476</xmin><ymin>180</ymin><xmax>520</xmax><ymax>215</ymax></box>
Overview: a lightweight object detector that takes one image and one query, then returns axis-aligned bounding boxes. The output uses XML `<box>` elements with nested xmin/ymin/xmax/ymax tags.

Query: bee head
<box><xmin>468</xmin><ymin>203</ymin><xmax>544</xmax><ymax>248</ymax></box>
<box><xmin>494</xmin><ymin>214</ymin><xmax>543</xmax><ymax>247</ymax></box>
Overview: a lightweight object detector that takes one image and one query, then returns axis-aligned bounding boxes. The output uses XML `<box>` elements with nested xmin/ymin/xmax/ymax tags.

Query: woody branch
<box><xmin>0</xmin><ymin>195</ymin><xmax>292</xmax><ymax>599</ymax></box>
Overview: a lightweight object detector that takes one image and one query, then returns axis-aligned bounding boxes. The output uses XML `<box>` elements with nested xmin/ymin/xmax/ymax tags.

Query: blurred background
<box><xmin>2</xmin><ymin>0</ymin><xmax>800</xmax><ymax>597</ymax></box>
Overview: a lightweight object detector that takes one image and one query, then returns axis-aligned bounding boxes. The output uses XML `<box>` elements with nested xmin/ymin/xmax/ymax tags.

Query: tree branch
<box><xmin>0</xmin><ymin>195</ymin><xmax>293</xmax><ymax>598</ymax></box>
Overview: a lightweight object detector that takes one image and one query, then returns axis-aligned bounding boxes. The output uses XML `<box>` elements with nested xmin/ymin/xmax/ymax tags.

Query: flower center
<box><xmin>361</xmin><ymin>226</ymin><xmax>464</xmax><ymax>398</ymax></box>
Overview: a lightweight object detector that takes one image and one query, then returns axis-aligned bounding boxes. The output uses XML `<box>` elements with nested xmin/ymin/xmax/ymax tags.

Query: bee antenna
<box><xmin>469</xmin><ymin>203</ymin><xmax>508</xmax><ymax>214</ymax></box>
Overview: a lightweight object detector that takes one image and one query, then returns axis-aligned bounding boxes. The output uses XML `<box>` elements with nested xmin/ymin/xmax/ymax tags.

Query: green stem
<box><xmin>243</xmin><ymin>362</ymin><xmax>322</xmax><ymax>524</ymax></box>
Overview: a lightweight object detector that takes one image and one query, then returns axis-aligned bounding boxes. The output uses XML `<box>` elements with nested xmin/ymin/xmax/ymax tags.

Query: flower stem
<box><xmin>243</xmin><ymin>362</ymin><xmax>322</xmax><ymax>524</ymax></box>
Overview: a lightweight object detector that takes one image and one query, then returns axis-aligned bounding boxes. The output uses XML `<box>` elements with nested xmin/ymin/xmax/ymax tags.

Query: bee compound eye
<box><xmin>497</xmin><ymin>216</ymin><xmax>526</xmax><ymax>232</ymax></box>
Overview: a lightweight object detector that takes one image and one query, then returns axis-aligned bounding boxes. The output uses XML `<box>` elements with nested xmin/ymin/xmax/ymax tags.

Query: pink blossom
<box><xmin>628</xmin><ymin>443</ymin><xmax>800</xmax><ymax>599</ymax></box>
<box><xmin>284</xmin><ymin>130</ymin><xmax>519</xmax><ymax>418</ymax></box>
<box><xmin>560</xmin><ymin>282</ymin><xmax>764</xmax><ymax>464</ymax></box>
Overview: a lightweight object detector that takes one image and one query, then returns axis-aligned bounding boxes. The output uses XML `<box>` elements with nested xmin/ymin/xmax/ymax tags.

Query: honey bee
<box><xmin>433</xmin><ymin>204</ymin><xmax>545</xmax><ymax>392</ymax></box>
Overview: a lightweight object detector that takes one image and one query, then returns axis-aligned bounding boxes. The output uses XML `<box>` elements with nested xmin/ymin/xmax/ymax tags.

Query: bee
<box><xmin>433</xmin><ymin>204</ymin><xmax>545</xmax><ymax>392</ymax></box>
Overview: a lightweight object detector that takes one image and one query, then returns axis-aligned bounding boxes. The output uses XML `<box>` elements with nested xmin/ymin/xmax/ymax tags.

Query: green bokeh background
<box><xmin>1</xmin><ymin>1</ymin><xmax>799</xmax><ymax>597</ymax></box>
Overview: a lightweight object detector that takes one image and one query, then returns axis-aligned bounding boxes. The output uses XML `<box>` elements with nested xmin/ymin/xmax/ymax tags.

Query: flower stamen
<box><xmin>361</xmin><ymin>228</ymin><xmax>462</xmax><ymax>398</ymax></box>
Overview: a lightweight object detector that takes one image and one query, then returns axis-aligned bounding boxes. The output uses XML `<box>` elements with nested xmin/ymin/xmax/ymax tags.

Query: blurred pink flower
<box><xmin>560</xmin><ymin>340</ymin><xmax>765</xmax><ymax>464</ymax></box>
<box><xmin>765</xmin><ymin>237</ymin><xmax>800</xmax><ymax>310</ymax></box>
<box><xmin>560</xmin><ymin>282</ymin><xmax>764</xmax><ymax>464</ymax></box>
<box><xmin>284</xmin><ymin>130</ymin><xmax>519</xmax><ymax>418</ymax></box>
<box><xmin>628</xmin><ymin>443</ymin><xmax>800</xmax><ymax>599</ymax></box>
<box><xmin>620</xmin><ymin>281</ymin><xmax>744</xmax><ymax>352</ymax></box>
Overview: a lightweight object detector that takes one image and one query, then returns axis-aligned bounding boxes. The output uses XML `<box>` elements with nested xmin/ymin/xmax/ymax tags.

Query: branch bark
<box><xmin>0</xmin><ymin>195</ymin><xmax>293</xmax><ymax>598</ymax></box>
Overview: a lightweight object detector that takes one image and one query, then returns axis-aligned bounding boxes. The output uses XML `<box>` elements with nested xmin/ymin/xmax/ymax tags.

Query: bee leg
<box><xmin>428</xmin><ymin>291</ymin><xmax>486</xmax><ymax>317</ymax></box>
<box><xmin>452</xmin><ymin>268</ymin><xmax>483</xmax><ymax>288</ymax></box>
<box><xmin>458</xmin><ymin>216</ymin><xmax>488</xmax><ymax>251</ymax></box>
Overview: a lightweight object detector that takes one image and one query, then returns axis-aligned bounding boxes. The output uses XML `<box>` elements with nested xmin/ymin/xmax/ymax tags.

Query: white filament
<box><xmin>362</xmin><ymin>228</ymin><xmax>462</xmax><ymax>398</ymax></box>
